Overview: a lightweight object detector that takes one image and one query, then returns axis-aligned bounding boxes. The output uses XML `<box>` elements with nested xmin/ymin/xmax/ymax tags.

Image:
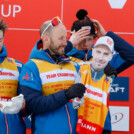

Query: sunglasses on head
<box><xmin>41</xmin><ymin>16</ymin><xmax>61</xmax><ymax>38</ymax></box>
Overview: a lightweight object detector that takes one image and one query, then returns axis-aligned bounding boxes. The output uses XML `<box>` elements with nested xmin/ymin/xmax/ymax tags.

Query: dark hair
<box><xmin>71</xmin><ymin>9</ymin><xmax>96</xmax><ymax>35</ymax></box>
<box><xmin>0</xmin><ymin>19</ymin><xmax>7</xmax><ymax>36</ymax></box>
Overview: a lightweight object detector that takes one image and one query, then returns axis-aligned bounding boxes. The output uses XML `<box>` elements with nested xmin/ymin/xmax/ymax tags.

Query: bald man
<box><xmin>19</xmin><ymin>17</ymin><xmax>86</xmax><ymax>134</ymax></box>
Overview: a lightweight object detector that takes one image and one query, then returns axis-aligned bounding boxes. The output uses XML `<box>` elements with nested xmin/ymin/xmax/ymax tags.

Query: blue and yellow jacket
<box><xmin>0</xmin><ymin>45</ymin><xmax>25</xmax><ymax>134</ymax></box>
<box><xmin>19</xmin><ymin>40</ymin><xmax>80</xmax><ymax>134</ymax></box>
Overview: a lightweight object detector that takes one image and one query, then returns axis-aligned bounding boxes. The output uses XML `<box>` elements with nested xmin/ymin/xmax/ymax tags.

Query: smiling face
<box><xmin>92</xmin><ymin>45</ymin><xmax>113</xmax><ymax>71</ymax></box>
<box><xmin>47</xmin><ymin>23</ymin><xmax>67</xmax><ymax>55</ymax></box>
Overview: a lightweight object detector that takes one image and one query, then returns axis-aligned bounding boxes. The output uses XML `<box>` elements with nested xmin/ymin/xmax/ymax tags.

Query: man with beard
<box><xmin>76</xmin><ymin>36</ymin><xmax>115</xmax><ymax>134</ymax></box>
<box><xmin>19</xmin><ymin>17</ymin><xmax>86</xmax><ymax>134</ymax></box>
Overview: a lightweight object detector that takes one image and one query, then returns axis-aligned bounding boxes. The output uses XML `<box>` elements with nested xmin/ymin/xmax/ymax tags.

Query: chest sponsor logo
<box><xmin>40</xmin><ymin>69</ymin><xmax>76</xmax><ymax>84</ymax></box>
<box><xmin>46</xmin><ymin>73</ymin><xmax>75</xmax><ymax>79</ymax></box>
<box><xmin>23</xmin><ymin>73</ymin><xmax>30</xmax><ymax>81</ymax></box>
<box><xmin>0</xmin><ymin>69</ymin><xmax>19</xmax><ymax>80</ymax></box>
<box><xmin>85</xmin><ymin>84</ymin><xmax>107</xmax><ymax>105</ymax></box>
<box><xmin>0</xmin><ymin>72</ymin><xmax>15</xmax><ymax>76</ymax></box>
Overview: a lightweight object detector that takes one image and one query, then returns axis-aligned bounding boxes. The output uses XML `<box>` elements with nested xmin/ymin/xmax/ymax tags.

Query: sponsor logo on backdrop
<box><xmin>109</xmin><ymin>106</ymin><xmax>129</xmax><ymax>131</ymax></box>
<box><xmin>111</xmin><ymin>113</ymin><xmax>123</xmax><ymax>124</ymax></box>
<box><xmin>108</xmin><ymin>0</ymin><xmax>127</xmax><ymax>9</ymax></box>
<box><xmin>109</xmin><ymin>77</ymin><xmax>129</xmax><ymax>101</ymax></box>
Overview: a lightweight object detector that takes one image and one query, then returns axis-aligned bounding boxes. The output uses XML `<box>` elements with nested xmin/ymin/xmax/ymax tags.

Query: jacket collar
<box><xmin>0</xmin><ymin>45</ymin><xmax>7</xmax><ymax>63</ymax></box>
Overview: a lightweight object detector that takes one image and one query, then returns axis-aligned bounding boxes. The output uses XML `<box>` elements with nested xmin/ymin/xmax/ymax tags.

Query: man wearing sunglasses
<box><xmin>19</xmin><ymin>17</ymin><xmax>86</xmax><ymax>134</ymax></box>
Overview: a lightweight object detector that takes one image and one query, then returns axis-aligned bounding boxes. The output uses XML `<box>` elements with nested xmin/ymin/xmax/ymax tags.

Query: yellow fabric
<box><xmin>70</xmin><ymin>57</ymin><xmax>84</xmax><ymax>63</ymax></box>
<box><xmin>70</xmin><ymin>57</ymin><xmax>92</xmax><ymax>66</ymax></box>
<box><xmin>0</xmin><ymin>58</ymin><xmax>18</xmax><ymax>98</ymax></box>
<box><xmin>77</xmin><ymin>64</ymin><xmax>111</xmax><ymax>134</ymax></box>
<box><xmin>31</xmin><ymin>59</ymin><xmax>77</xmax><ymax>95</ymax></box>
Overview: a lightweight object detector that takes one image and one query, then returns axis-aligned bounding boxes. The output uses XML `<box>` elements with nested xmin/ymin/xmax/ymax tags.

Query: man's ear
<box><xmin>42</xmin><ymin>34</ymin><xmax>50</xmax><ymax>45</ymax></box>
<box><xmin>42</xmin><ymin>34</ymin><xmax>50</xmax><ymax>50</ymax></box>
<box><xmin>42</xmin><ymin>34</ymin><xmax>49</xmax><ymax>42</ymax></box>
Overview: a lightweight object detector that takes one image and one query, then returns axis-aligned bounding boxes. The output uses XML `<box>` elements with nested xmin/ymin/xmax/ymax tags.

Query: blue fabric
<box><xmin>91</xmin><ymin>64</ymin><xmax>104</xmax><ymax>81</ymax></box>
<box><xmin>0</xmin><ymin>45</ymin><xmax>7</xmax><ymax>63</ymax></box>
<box><xmin>65</xmin><ymin>40</ymin><xmax>73</xmax><ymax>54</ymax></box>
<box><xmin>67</xmin><ymin>47</ymin><xmax>92</xmax><ymax>60</ymax></box>
<box><xmin>103</xmin><ymin>111</ymin><xmax>111</xmax><ymax>131</ymax></box>
<box><xmin>21</xmin><ymin>85</ymin><xmax>68</xmax><ymax>114</ymax></box>
<box><xmin>19</xmin><ymin>60</ymin><xmax>42</xmax><ymax>92</ymax></box>
<box><xmin>15</xmin><ymin>59</ymin><xmax>23</xmax><ymax>94</ymax></box>
<box><xmin>0</xmin><ymin>45</ymin><xmax>25</xmax><ymax>134</ymax></box>
<box><xmin>107</xmin><ymin>31</ymin><xmax>134</xmax><ymax>63</ymax></box>
<box><xmin>29</xmin><ymin>40</ymin><xmax>55</xmax><ymax>64</ymax></box>
<box><xmin>15</xmin><ymin>59</ymin><xmax>23</xmax><ymax>73</ymax></box>
<box><xmin>0</xmin><ymin>113</ymin><xmax>26</xmax><ymax>134</ymax></box>
<box><xmin>20</xmin><ymin>40</ymin><xmax>79</xmax><ymax>134</ymax></box>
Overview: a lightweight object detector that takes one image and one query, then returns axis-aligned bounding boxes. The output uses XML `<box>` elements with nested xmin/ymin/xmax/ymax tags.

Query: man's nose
<box><xmin>98</xmin><ymin>54</ymin><xmax>103</xmax><ymax>60</ymax></box>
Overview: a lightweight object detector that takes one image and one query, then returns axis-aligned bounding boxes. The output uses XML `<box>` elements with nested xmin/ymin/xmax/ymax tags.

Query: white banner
<box><xmin>109</xmin><ymin>106</ymin><xmax>129</xmax><ymax>131</ymax></box>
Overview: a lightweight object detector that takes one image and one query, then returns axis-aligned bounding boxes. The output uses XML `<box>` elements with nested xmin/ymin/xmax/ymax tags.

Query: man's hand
<box><xmin>69</xmin><ymin>28</ymin><xmax>90</xmax><ymax>48</ymax></box>
<box><xmin>0</xmin><ymin>94</ymin><xmax>24</xmax><ymax>114</ymax></box>
<box><xmin>65</xmin><ymin>83</ymin><xmax>86</xmax><ymax>100</ymax></box>
<box><xmin>91</xmin><ymin>19</ymin><xmax>106</xmax><ymax>38</ymax></box>
<box><xmin>104</xmin><ymin>64</ymin><xmax>117</xmax><ymax>78</ymax></box>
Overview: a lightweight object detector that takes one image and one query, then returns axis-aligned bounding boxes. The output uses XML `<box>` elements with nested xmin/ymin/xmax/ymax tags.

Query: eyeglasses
<box><xmin>41</xmin><ymin>16</ymin><xmax>61</xmax><ymax>38</ymax></box>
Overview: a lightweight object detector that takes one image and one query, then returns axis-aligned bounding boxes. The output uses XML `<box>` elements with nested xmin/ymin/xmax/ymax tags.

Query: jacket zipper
<box><xmin>5</xmin><ymin>114</ymin><xmax>9</xmax><ymax>134</ymax></box>
<box><xmin>65</xmin><ymin>104</ymin><xmax>72</xmax><ymax>134</ymax></box>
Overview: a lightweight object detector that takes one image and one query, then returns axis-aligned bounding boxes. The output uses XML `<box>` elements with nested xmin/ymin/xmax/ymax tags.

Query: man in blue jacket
<box><xmin>0</xmin><ymin>19</ymin><xmax>26</xmax><ymax>134</ymax></box>
<box><xmin>19</xmin><ymin>17</ymin><xmax>86</xmax><ymax>134</ymax></box>
<box><xmin>66</xmin><ymin>9</ymin><xmax>132</xmax><ymax>134</ymax></box>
